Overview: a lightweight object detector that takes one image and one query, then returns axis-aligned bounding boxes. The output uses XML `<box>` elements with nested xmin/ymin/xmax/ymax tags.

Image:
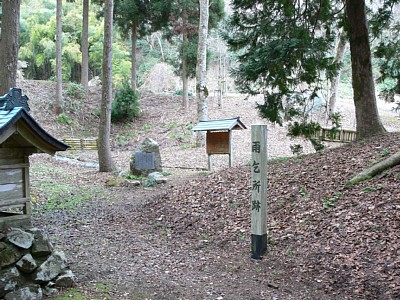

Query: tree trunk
<box><xmin>217</xmin><ymin>40</ymin><xmax>223</xmax><ymax>108</ymax></box>
<box><xmin>328</xmin><ymin>31</ymin><xmax>347</xmax><ymax>116</ymax></box>
<box><xmin>196</xmin><ymin>0</ymin><xmax>210</xmax><ymax>147</ymax></box>
<box><xmin>346</xmin><ymin>0</ymin><xmax>386</xmax><ymax>139</ymax></box>
<box><xmin>55</xmin><ymin>0</ymin><xmax>63</xmax><ymax>115</ymax></box>
<box><xmin>81</xmin><ymin>0</ymin><xmax>89</xmax><ymax>94</ymax></box>
<box><xmin>0</xmin><ymin>0</ymin><xmax>21</xmax><ymax>95</ymax></box>
<box><xmin>98</xmin><ymin>0</ymin><xmax>115</xmax><ymax>172</ymax></box>
<box><xmin>223</xmin><ymin>50</ymin><xmax>227</xmax><ymax>94</ymax></box>
<box><xmin>182</xmin><ymin>32</ymin><xmax>189</xmax><ymax>110</ymax></box>
<box><xmin>131</xmin><ymin>20</ymin><xmax>138</xmax><ymax>91</ymax></box>
<box><xmin>155</xmin><ymin>33</ymin><xmax>165</xmax><ymax>62</ymax></box>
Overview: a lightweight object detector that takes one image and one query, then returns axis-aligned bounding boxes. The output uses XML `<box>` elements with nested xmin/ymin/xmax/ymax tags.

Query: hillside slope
<box><xmin>139</xmin><ymin>132</ymin><xmax>400</xmax><ymax>299</ymax></box>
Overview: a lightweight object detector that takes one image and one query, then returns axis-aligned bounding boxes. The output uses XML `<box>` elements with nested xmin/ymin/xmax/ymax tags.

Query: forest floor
<box><xmin>16</xmin><ymin>80</ymin><xmax>400</xmax><ymax>299</ymax></box>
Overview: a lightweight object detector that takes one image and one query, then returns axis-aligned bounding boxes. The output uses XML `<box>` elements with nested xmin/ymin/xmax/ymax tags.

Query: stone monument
<box><xmin>130</xmin><ymin>138</ymin><xmax>162</xmax><ymax>176</ymax></box>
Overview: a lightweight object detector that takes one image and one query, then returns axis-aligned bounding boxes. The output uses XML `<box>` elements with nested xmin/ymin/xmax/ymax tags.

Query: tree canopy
<box><xmin>112</xmin><ymin>0</ymin><xmax>170</xmax><ymax>37</ymax></box>
<box><xmin>167</xmin><ymin>0</ymin><xmax>224</xmax><ymax>77</ymax></box>
<box><xmin>164</xmin><ymin>0</ymin><xmax>224</xmax><ymax>109</ymax></box>
<box><xmin>225</xmin><ymin>0</ymin><xmax>396</xmax><ymax>141</ymax></box>
<box><xmin>374</xmin><ymin>1</ymin><xmax>400</xmax><ymax>109</ymax></box>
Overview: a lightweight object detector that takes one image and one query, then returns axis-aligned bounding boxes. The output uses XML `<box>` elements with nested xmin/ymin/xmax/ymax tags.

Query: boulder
<box><xmin>4</xmin><ymin>284</ymin><xmax>42</xmax><ymax>300</ymax></box>
<box><xmin>130</xmin><ymin>138</ymin><xmax>162</xmax><ymax>176</ymax></box>
<box><xmin>0</xmin><ymin>267</ymin><xmax>22</xmax><ymax>298</ymax></box>
<box><xmin>0</xmin><ymin>227</ymin><xmax>76</xmax><ymax>297</ymax></box>
<box><xmin>148</xmin><ymin>172</ymin><xmax>167</xmax><ymax>184</ymax></box>
<box><xmin>88</xmin><ymin>76</ymin><xmax>101</xmax><ymax>87</ymax></box>
<box><xmin>0</xmin><ymin>242</ymin><xmax>22</xmax><ymax>269</ymax></box>
<box><xmin>54</xmin><ymin>270</ymin><xmax>76</xmax><ymax>288</ymax></box>
<box><xmin>28</xmin><ymin>229</ymin><xmax>53</xmax><ymax>258</ymax></box>
<box><xmin>7</xmin><ymin>228</ymin><xmax>34</xmax><ymax>249</ymax></box>
<box><xmin>43</xmin><ymin>286</ymin><xmax>58</xmax><ymax>298</ymax></box>
<box><xmin>16</xmin><ymin>254</ymin><xmax>37</xmax><ymax>274</ymax></box>
<box><xmin>32</xmin><ymin>251</ymin><xmax>66</xmax><ymax>283</ymax></box>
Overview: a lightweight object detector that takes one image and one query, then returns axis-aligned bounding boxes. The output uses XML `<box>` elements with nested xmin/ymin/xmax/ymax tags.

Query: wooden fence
<box><xmin>313</xmin><ymin>127</ymin><xmax>357</xmax><ymax>143</ymax></box>
<box><xmin>62</xmin><ymin>138</ymin><xmax>98</xmax><ymax>150</ymax></box>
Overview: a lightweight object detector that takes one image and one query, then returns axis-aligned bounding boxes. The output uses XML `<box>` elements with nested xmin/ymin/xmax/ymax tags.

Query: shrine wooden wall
<box><xmin>0</xmin><ymin>148</ymin><xmax>31</xmax><ymax>228</ymax></box>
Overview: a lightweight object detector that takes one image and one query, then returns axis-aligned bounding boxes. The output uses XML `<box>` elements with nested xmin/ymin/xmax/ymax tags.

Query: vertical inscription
<box><xmin>251</xmin><ymin>125</ymin><xmax>268</xmax><ymax>259</ymax></box>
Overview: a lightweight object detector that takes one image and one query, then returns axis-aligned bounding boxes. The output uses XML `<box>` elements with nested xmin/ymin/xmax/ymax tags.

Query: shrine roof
<box><xmin>0</xmin><ymin>88</ymin><xmax>69</xmax><ymax>155</ymax></box>
<box><xmin>192</xmin><ymin>117</ymin><xmax>247</xmax><ymax>132</ymax></box>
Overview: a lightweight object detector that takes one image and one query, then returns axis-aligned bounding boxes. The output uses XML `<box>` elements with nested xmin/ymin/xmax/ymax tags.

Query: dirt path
<box><xmin>32</xmin><ymin>155</ymin><xmax>302</xmax><ymax>300</ymax></box>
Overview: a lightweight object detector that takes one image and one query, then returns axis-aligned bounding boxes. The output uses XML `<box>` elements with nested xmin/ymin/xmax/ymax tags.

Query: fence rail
<box><xmin>62</xmin><ymin>138</ymin><xmax>98</xmax><ymax>150</ymax></box>
<box><xmin>314</xmin><ymin>128</ymin><xmax>357</xmax><ymax>143</ymax></box>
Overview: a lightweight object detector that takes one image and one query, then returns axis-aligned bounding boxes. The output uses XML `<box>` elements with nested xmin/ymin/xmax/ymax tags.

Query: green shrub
<box><xmin>57</xmin><ymin>113</ymin><xmax>72</xmax><ymax>125</ymax></box>
<box><xmin>111</xmin><ymin>81</ymin><xmax>141</xmax><ymax>122</ymax></box>
<box><xmin>63</xmin><ymin>82</ymin><xmax>86</xmax><ymax>113</ymax></box>
<box><xmin>175</xmin><ymin>90</ymin><xmax>193</xmax><ymax>96</ymax></box>
<box><xmin>288</xmin><ymin>121</ymin><xmax>324</xmax><ymax>151</ymax></box>
<box><xmin>65</xmin><ymin>82</ymin><xmax>86</xmax><ymax>100</ymax></box>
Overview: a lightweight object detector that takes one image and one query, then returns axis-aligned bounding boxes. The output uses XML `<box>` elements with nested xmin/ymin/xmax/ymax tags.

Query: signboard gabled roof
<box><xmin>192</xmin><ymin>117</ymin><xmax>247</xmax><ymax>132</ymax></box>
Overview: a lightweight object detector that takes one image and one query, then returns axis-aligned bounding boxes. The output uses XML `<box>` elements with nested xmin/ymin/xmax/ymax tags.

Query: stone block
<box><xmin>32</xmin><ymin>251</ymin><xmax>66</xmax><ymax>283</ymax></box>
<box><xmin>28</xmin><ymin>229</ymin><xmax>53</xmax><ymax>258</ymax></box>
<box><xmin>0</xmin><ymin>267</ymin><xmax>22</xmax><ymax>298</ymax></box>
<box><xmin>0</xmin><ymin>242</ymin><xmax>22</xmax><ymax>269</ymax></box>
<box><xmin>54</xmin><ymin>269</ymin><xmax>76</xmax><ymax>288</ymax></box>
<box><xmin>4</xmin><ymin>284</ymin><xmax>42</xmax><ymax>300</ymax></box>
<box><xmin>7</xmin><ymin>228</ymin><xmax>34</xmax><ymax>249</ymax></box>
<box><xmin>16</xmin><ymin>254</ymin><xmax>37</xmax><ymax>274</ymax></box>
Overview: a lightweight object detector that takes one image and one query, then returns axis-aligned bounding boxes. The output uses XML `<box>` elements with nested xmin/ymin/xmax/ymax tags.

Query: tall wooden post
<box><xmin>251</xmin><ymin>125</ymin><xmax>268</xmax><ymax>259</ymax></box>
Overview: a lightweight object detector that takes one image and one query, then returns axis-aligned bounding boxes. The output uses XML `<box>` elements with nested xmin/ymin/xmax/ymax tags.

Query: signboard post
<box><xmin>206</xmin><ymin>131</ymin><xmax>231</xmax><ymax>170</ymax></box>
<box><xmin>251</xmin><ymin>125</ymin><xmax>268</xmax><ymax>259</ymax></box>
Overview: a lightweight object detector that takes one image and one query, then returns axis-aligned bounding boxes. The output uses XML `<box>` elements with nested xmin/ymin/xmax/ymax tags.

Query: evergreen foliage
<box><xmin>225</xmin><ymin>0</ymin><xmax>400</xmax><ymax>141</ymax></box>
<box><xmin>113</xmin><ymin>0</ymin><xmax>171</xmax><ymax>36</ymax></box>
<box><xmin>111</xmin><ymin>80</ymin><xmax>141</xmax><ymax>122</ymax></box>
<box><xmin>92</xmin><ymin>0</ymin><xmax>171</xmax><ymax>90</ymax></box>
<box><xmin>225</xmin><ymin>0</ymin><xmax>341</xmax><ymax>125</ymax></box>
<box><xmin>19</xmin><ymin>0</ymin><xmax>84</xmax><ymax>81</ymax></box>
<box><xmin>373</xmin><ymin>1</ymin><xmax>400</xmax><ymax>105</ymax></box>
<box><xmin>224</xmin><ymin>0</ymin><xmax>344</xmax><ymax>146</ymax></box>
<box><xmin>168</xmin><ymin>34</ymin><xmax>198</xmax><ymax>79</ymax></box>
<box><xmin>288</xmin><ymin>121</ymin><xmax>323</xmax><ymax>151</ymax></box>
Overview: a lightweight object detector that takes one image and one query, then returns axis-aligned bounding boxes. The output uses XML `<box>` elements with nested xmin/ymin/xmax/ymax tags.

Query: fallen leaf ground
<box><xmin>18</xmin><ymin>80</ymin><xmax>400</xmax><ymax>299</ymax></box>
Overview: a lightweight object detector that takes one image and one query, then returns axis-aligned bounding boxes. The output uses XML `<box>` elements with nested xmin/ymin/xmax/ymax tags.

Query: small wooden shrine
<box><xmin>0</xmin><ymin>88</ymin><xmax>69</xmax><ymax>228</ymax></box>
<box><xmin>192</xmin><ymin>117</ymin><xmax>246</xmax><ymax>170</ymax></box>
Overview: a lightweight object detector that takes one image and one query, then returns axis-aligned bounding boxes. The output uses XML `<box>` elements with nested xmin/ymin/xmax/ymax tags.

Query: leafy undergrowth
<box><xmin>138</xmin><ymin>132</ymin><xmax>400</xmax><ymax>299</ymax></box>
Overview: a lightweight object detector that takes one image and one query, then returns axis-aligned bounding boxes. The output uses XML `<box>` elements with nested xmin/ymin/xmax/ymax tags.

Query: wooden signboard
<box><xmin>206</xmin><ymin>131</ymin><xmax>230</xmax><ymax>154</ymax></box>
<box><xmin>192</xmin><ymin>117</ymin><xmax>247</xmax><ymax>170</ymax></box>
